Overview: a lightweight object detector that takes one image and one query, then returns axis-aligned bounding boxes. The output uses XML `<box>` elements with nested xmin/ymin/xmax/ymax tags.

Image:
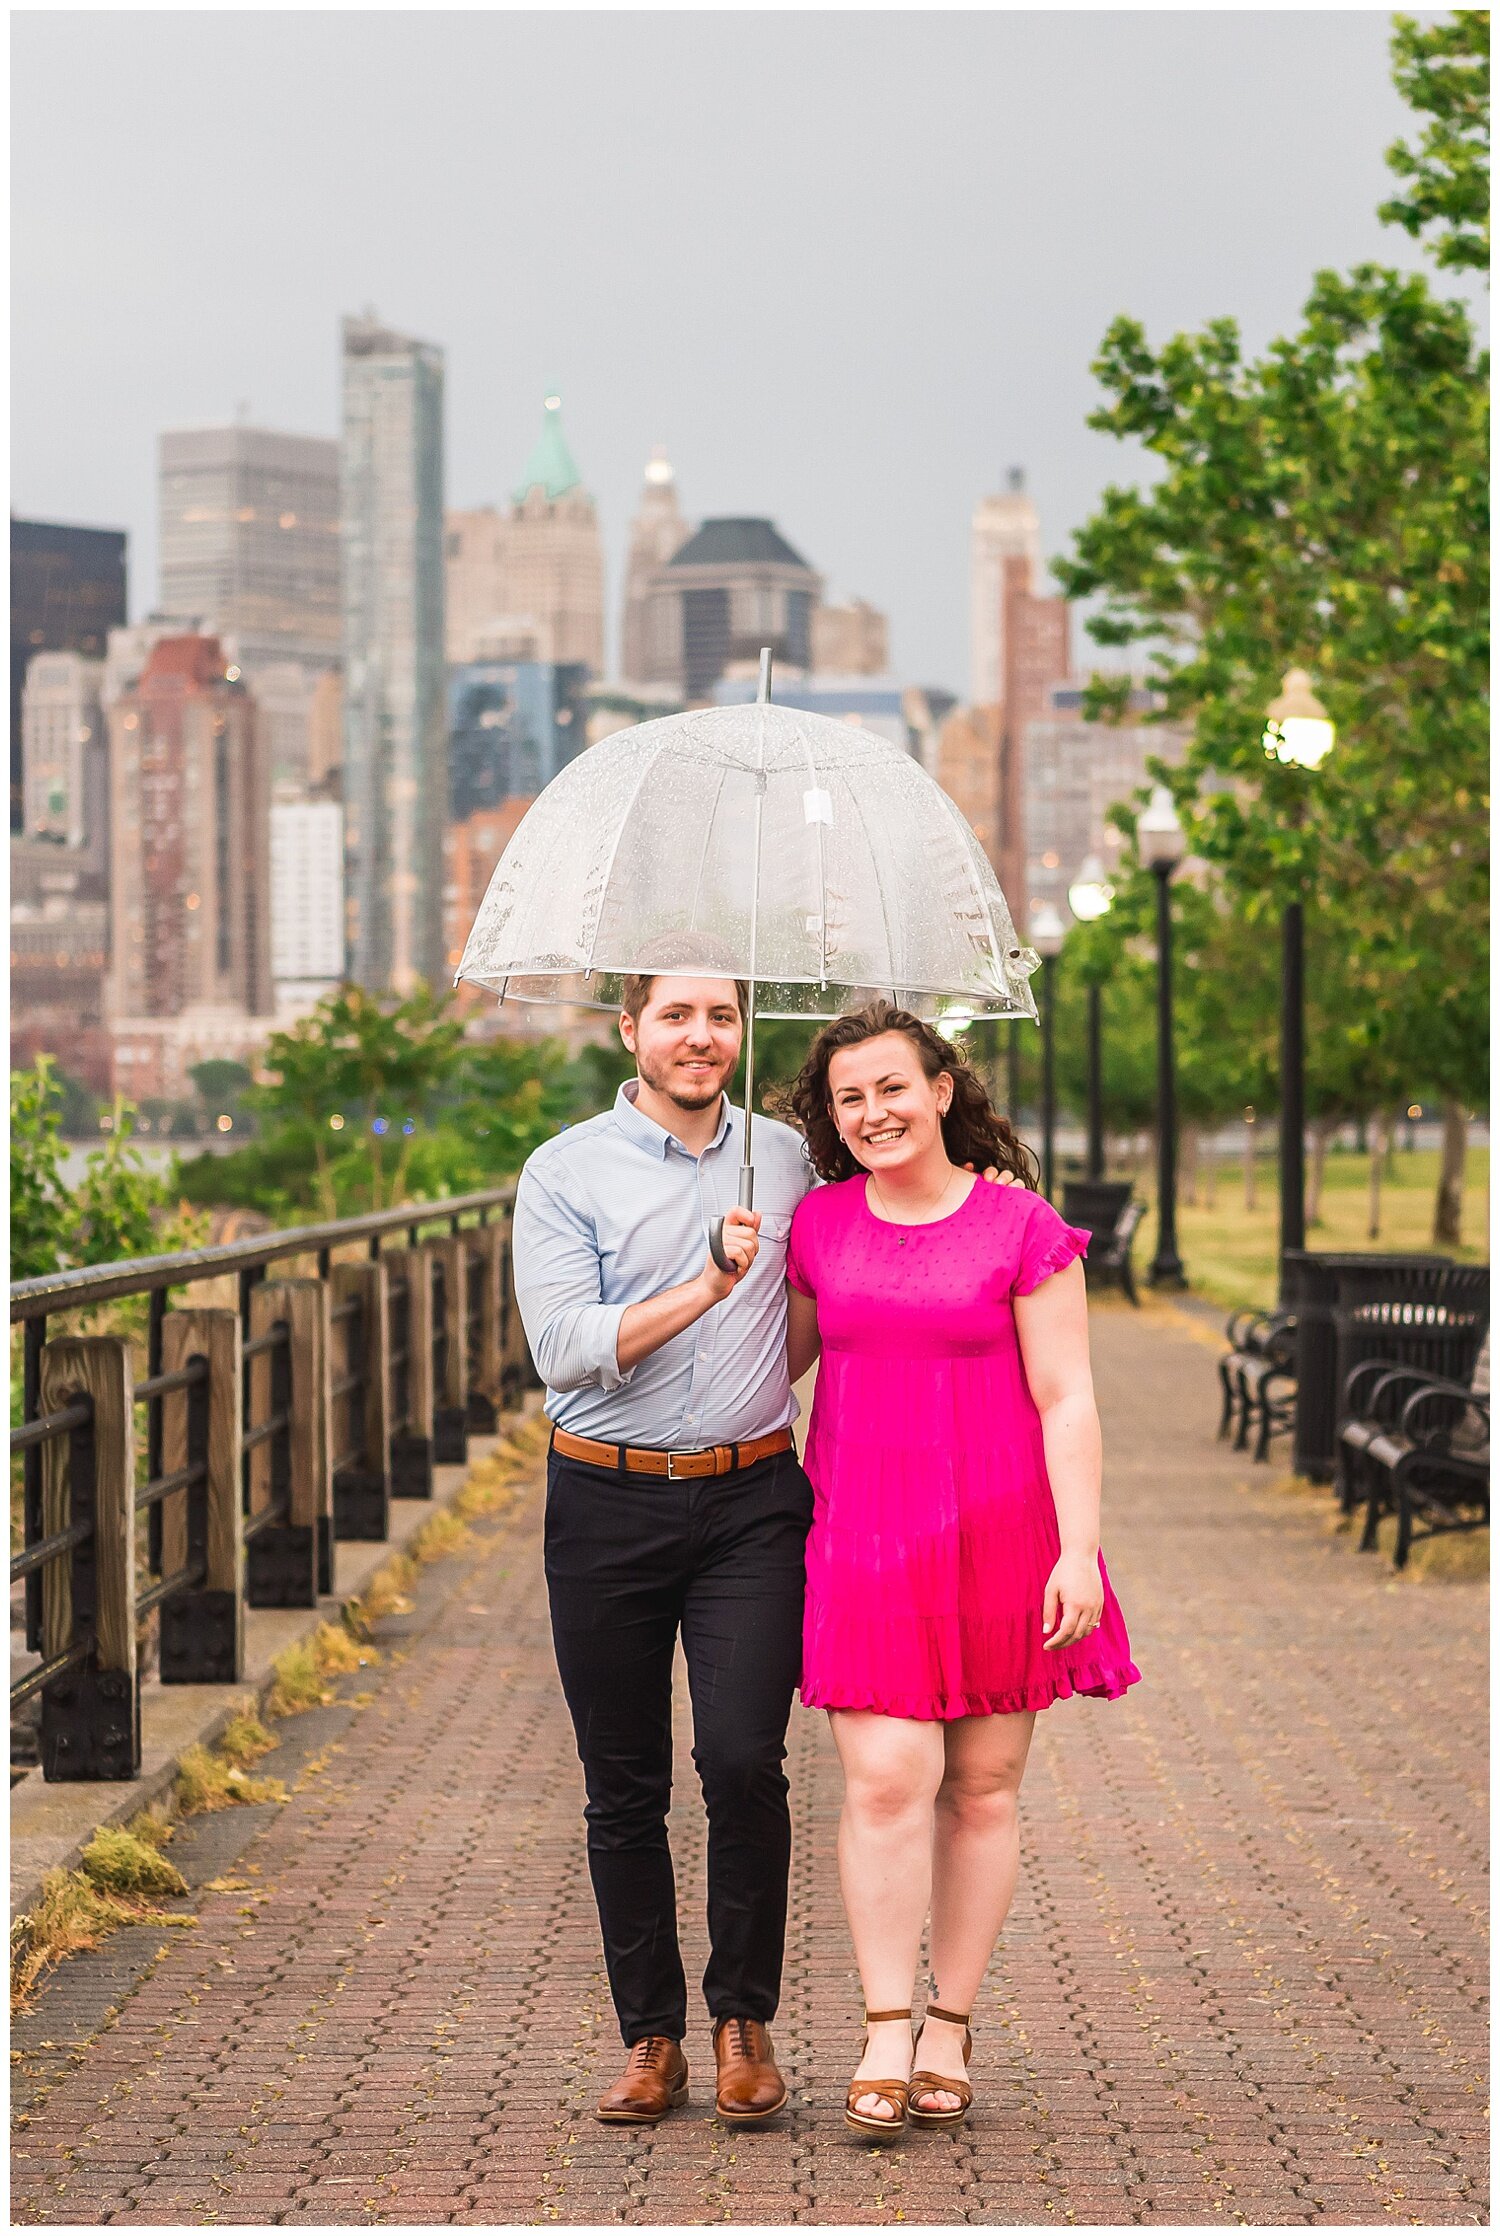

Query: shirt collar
<box><xmin>614</xmin><ymin>1079</ymin><xmax>737</xmax><ymax>1160</ymax></box>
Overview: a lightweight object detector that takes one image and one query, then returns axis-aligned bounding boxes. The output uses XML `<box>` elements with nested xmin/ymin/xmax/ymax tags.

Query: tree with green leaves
<box><xmin>1380</xmin><ymin>10</ymin><xmax>1489</xmax><ymax>273</ymax></box>
<box><xmin>252</xmin><ymin>983</ymin><xmax>466</xmax><ymax>1213</ymax></box>
<box><xmin>11</xmin><ymin>1059</ymin><xmax>75</xmax><ymax>1281</ymax></box>
<box><xmin>189</xmin><ymin>1058</ymin><xmax>254</xmax><ymax>1131</ymax></box>
<box><xmin>1057</xmin><ymin>12</ymin><xmax>1487</xmax><ymax>1245</ymax></box>
<box><xmin>176</xmin><ymin>984</ymin><xmax>610</xmax><ymax>1222</ymax></box>
<box><xmin>11</xmin><ymin>1059</ymin><xmax>206</xmax><ymax>1280</ymax></box>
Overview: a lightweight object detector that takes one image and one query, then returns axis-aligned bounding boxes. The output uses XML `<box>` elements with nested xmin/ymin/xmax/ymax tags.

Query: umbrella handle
<box><xmin>708</xmin><ymin>1167</ymin><xmax>756</xmax><ymax>1275</ymax></box>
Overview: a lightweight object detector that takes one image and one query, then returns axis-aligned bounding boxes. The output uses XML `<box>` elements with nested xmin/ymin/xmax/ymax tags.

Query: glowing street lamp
<box><xmin>1262</xmin><ymin>668</ymin><xmax>1335</xmax><ymax>769</ymax></box>
<box><xmin>1067</xmin><ymin>855</ymin><xmax>1114</xmax><ymax>1183</ymax></box>
<box><xmin>1031</xmin><ymin>901</ymin><xmax>1066</xmax><ymax>1202</ymax></box>
<box><xmin>1139</xmin><ymin>787</ymin><xmax>1187</xmax><ymax>1289</ymax></box>
<box><xmin>1264</xmin><ymin>669</ymin><xmax>1336</xmax><ymax>1289</ymax></box>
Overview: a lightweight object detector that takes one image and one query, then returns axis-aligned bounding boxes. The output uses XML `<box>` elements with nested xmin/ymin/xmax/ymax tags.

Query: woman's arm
<box><xmin>786</xmin><ymin>1284</ymin><xmax>822</xmax><ymax>1385</ymax></box>
<box><xmin>1014</xmin><ymin>1261</ymin><xmax>1105</xmax><ymax>1649</ymax></box>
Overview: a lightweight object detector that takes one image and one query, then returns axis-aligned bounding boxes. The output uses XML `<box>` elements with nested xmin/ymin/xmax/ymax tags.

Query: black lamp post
<box><xmin>1031</xmin><ymin>902</ymin><xmax>1066</xmax><ymax>1201</ymax></box>
<box><xmin>1262</xmin><ymin>669</ymin><xmax>1336</xmax><ymax>1299</ymax></box>
<box><xmin>1139</xmin><ymin>786</ymin><xmax>1187</xmax><ymax>1289</ymax></box>
<box><xmin>1067</xmin><ymin>854</ymin><xmax>1114</xmax><ymax>1184</ymax></box>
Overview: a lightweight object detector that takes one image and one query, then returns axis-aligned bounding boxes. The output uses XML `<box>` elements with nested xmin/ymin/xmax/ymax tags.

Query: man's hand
<box><xmin>617</xmin><ymin>1206</ymin><xmax>762</xmax><ymax>1373</ymax></box>
<box><xmin>701</xmin><ymin>1207</ymin><xmax>760</xmax><ymax>1303</ymax></box>
<box><xmin>967</xmin><ymin>1163</ymin><xmax>1022</xmax><ymax>1187</ymax></box>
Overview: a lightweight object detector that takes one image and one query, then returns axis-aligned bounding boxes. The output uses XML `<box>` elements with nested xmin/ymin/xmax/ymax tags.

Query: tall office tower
<box><xmin>998</xmin><ymin>555</ymin><xmax>1070</xmax><ymax>928</ymax></box>
<box><xmin>11</xmin><ymin>518</ymin><xmax>127</xmax><ymax>830</ymax></box>
<box><xmin>270</xmin><ymin>794</ymin><xmax>345</xmax><ymax>1011</ymax></box>
<box><xmin>101</xmin><ymin>615</ymin><xmax>199</xmax><ymax>709</ymax></box>
<box><xmin>307</xmin><ymin>667</ymin><xmax>343</xmax><ymax>789</ymax></box>
<box><xmin>619</xmin><ymin>448</ymin><xmax>689</xmax><ymax>686</ymax></box>
<box><xmin>107</xmin><ymin>635</ymin><xmax>271</xmax><ymax>1095</ymax></box>
<box><xmin>444</xmin><ymin>795</ymin><xmax>534</xmax><ymax>993</ymax></box>
<box><xmin>447</xmin><ymin>658</ymin><xmax>590</xmax><ymax>820</ymax></box>
<box><xmin>936</xmin><ymin>702</ymin><xmax>1004</xmax><ymax>873</ymax></box>
<box><xmin>970</xmin><ymin>469</ymin><xmax>1041</xmax><ymax>707</ymax></box>
<box><xmin>340</xmin><ymin>313</ymin><xmax>447</xmax><ymax>991</ymax></box>
<box><xmin>158</xmin><ymin>426</ymin><xmax>340</xmax><ymax>665</ymax></box>
<box><xmin>811</xmin><ymin>598</ymin><xmax>889</xmax><ymax>678</ymax></box>
<box><xmin>493</xmin><ymin>396</ymin><xmax>606</xmax><ymax>673</ymax></box>
<box><xmin>648</xmin><ymin>519</ymin><xmax>823</xmax><ymax>703</ymax></box>
<box><xmin>902</xmin><ymin>686</ymin><xmax>958</xmax><ymax>780</ymax></box>
<box><xmin>445</xmin><ymin>506</ymin><xmax>508</xmax><ymax>663</ymax></box>
<box><xmin>21</xmin><ymin>650</ymin><xmax>105</xmax><ymax>846</ymax></box>
<box><xmin>1023</xmin><ymin>686</ymin><xmax>1185</xmax><ymax>923</ymax></box>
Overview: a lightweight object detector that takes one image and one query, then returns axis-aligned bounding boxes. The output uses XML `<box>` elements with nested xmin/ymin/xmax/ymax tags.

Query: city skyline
<box><xmin>13</xmin><ymin>11</ymin><xmax>1439</xmax><ymax>695</ymax></box>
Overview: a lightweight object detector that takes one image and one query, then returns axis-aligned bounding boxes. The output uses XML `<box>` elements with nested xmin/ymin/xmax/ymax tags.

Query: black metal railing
<box><xmin>11</xmin><ymin>1186</ymin><xmax>534</xmax><ymax>1780</ymax></box>
<box><xmin>10</xmin><ymin>1396</ymin><xmax>97</xmax><ymax>1707</ymax></box>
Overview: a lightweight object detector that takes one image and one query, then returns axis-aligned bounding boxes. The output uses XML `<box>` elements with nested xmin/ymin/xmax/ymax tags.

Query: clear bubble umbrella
<box><xmin>457</xmin><ymin>653</ymin><xmax>1039</xmax><ymax>1266</ymax></box>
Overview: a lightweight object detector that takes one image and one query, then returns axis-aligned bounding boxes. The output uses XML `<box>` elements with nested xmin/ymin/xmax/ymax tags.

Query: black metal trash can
<box><xmin>1286</xmin><ymin>1250</ymin><xmax>1458</xmax><ymax>1481</ymax></box>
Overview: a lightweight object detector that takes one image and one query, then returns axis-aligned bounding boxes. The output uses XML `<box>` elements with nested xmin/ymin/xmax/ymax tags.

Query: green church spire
<box><xmin>513</xmin><ymin>392</ymin><xmax>582</xmax><ymax>503</ymax></box>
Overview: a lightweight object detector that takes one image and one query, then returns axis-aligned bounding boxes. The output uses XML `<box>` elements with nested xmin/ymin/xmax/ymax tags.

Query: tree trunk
<box><xmin>1434</xmin><ymin>1099</ymin><xmax>1468</xmax><ymax>1246</ymax></box>
<box><xmin>1181</xmin><ymin>1123</ymin><xmax>1200</xmax><ymax>1207</ymax></box>
<box><xmin>1243</xmin><ymin>1120</ymin><xmax>1257</xmax><ymax>1211</ymax></box>
<box><xmin>1306</xmin><ymin>1118</ymin><xmax>1332</xmax><ymax>1227</ymax></box>
<box><xmin>1367</xmin><ymin>1113</ymin><xmax>1386</xmax><ymax>1240</ymax></box>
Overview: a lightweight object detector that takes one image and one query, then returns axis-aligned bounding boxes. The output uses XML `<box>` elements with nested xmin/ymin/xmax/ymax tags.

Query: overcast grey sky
<box><xmin>13</xmin><ymin>10</ymin><xmax>1438</xmax><ymax>694</ymax></box>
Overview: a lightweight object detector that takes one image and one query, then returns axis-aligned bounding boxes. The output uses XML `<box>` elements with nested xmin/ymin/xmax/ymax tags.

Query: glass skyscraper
<box><xmin>340</xmin><ymin>315</ymin><xmax>447</xmax><ymax>990</ymax></box>
<box><xmin>447</xmin><ymin>658</ymin><xmax>590</xmax><ymax>821</ymax></box>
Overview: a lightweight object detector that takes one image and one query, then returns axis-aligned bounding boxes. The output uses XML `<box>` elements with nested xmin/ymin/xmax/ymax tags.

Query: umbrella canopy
<box><xmin>456</xmin><ymin>700</ymin><xmax>1039</xmax><ymax>1024</ymax></box>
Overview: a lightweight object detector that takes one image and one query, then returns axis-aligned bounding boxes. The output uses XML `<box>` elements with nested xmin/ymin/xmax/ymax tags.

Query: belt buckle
<box><xmin>666</xmin><ymin>1449</ymin><xmax>700</xmax><ymax>1480</ymax></box>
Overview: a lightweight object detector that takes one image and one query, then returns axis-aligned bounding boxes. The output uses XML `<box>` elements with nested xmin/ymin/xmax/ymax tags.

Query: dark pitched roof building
<box><xmin>639</xmin><ymin>515</ymin><xmax>822</xmax><ymax>702</ymax></box>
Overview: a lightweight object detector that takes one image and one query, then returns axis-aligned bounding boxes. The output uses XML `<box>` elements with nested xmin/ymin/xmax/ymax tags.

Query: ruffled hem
<box><xmin>799</xmin><ymin>1656</ymin><xmax>1141</xmax><ymax>1722</ymax></box>
<box><xmin>1013</xmin><ymin>1221</ymin><xmax>1091</xmax><ymax>1297</ymax></box>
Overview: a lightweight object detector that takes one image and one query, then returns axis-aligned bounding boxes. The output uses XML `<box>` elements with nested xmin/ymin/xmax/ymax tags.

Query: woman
<box><xmin>781</xmin><ymin>1001</ymin><xmax>1139</xmax><ymax>2136</ymax></box>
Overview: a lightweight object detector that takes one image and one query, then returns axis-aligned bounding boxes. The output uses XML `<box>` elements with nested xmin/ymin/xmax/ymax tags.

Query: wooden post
<box><xmin>158</xmin><ymin>1309</ymin><xmax>244</xmax><ymax>1683</ymax></box>
<box><xmin>245</xmin><ymin>1280</ymin><xmax>324</xmax><ymax>1607</ymax></box>
<box><xmin>331</xmin><ymin>1259</ymin><xmax>391</xmax><ymax>1540</ymax></box>
<box><xmin>466</xmin><ymin>1223</ymin><xmax>503</xmax><ymax>1434</ymax></box>
<box><xmin>385</xmin><ymin>1246</ymin><xmax>434</xmax><ymax>1499</ymax></box>
<box><xmin>497</xmin><ymin>1215</ymin><xmax>540</xmax><ymax>1400</ymax></box>
<box><xmin>38</xmin><ymin>1336</ymin><xmax>140</xmax><ymax>1781</ymax></box>
<box><xmin>427</xmin><ymin>1236</ymin><xmax>469</xmax><ymax>1463</ymax></box>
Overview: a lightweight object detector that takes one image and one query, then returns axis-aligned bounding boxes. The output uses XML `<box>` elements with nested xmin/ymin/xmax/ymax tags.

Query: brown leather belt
<box><xmin>550</xmin><ymin>1425</ymin><xmax>794</xmax><ymax>1480</ymax></box>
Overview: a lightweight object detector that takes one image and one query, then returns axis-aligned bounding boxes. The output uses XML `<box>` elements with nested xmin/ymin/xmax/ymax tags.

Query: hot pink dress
<box><xmin>787</xmin><ymin>1176</ymin><xmax>1140</xmax><ymax>1721</ymax></box>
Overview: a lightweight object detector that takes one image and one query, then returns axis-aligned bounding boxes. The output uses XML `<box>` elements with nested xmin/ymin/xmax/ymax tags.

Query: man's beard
<box><xmin>637</xmin><ymin>1048</ymin><xmax>732</xmax><ymax>1111</ymax></box>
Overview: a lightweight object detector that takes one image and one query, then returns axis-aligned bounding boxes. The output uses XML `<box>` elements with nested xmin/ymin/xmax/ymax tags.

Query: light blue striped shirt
<box><xmin>512</xmin><ymin>1082</ymin><xmax>815</xmax><ymax>1447</ymax></box>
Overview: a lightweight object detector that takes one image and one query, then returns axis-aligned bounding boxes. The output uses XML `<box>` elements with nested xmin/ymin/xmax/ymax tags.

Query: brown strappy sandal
<box><xmin>844</xmin><ymin>2008</ymin><xmax>913</xmax><ymax>2137</ymax></box>
<box><xmin>907</xmin><ymin>2003</ymin><xmax>974</xmax><ymax>2129</ymax></box>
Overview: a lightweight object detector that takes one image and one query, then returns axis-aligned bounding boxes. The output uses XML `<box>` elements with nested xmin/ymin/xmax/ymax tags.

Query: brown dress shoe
<box><xmin>595</xmin><ymin>2035</ymin><xmax>688</xmax><ymax>2125</ymax></box>
<box><xmin>712</xmin><ymin>2016</ymin><xmax>789</xmax><ymax>2123</ymax></box>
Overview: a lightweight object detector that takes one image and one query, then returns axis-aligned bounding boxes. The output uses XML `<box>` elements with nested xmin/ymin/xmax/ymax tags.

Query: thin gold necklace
<box><xmin>868</xmin><ymin>1161</ymin><xmax>961</xmax><ymax>1229</ymax></box>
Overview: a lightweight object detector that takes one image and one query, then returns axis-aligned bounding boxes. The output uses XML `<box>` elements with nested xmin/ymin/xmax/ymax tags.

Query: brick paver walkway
<box><xmin>12</xmin><ymin>1304</ymin><xmax>1487</xmax><ymax>2225</ymax></box>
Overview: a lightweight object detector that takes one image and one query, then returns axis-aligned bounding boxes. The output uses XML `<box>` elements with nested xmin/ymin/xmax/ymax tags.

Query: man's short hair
<box><xmin>620</xmin><ymin>937</ymin><xmax>748</xmax><ymax>1024</ymax></box>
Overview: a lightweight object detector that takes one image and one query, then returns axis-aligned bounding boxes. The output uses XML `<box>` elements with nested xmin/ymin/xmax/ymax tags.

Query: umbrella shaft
<box><xmin>737</xmin><ymin>1164</ymin><xmax>755</xmax><ymax>1212</ymax></box>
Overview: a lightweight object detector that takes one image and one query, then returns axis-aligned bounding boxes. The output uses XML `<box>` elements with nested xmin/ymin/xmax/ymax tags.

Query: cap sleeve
<box><xmin>786</xmin><ymin>1193</ymin><xmax>817</xmax><ymax>1297</ymax></box>
<box><xmin>1012</xmin><ymin>1194</ymin><xmax>1091</xmax><ymax>1298</ymax></box>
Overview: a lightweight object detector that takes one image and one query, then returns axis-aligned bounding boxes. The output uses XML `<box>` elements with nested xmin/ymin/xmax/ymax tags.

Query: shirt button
<box><xmin>699</xmin><ymin>1351</ymin><xmax>708</xmax><ymax>1361</ymax></box>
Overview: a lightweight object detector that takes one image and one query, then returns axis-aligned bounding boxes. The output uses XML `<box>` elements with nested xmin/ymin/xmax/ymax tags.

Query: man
<box><xmin>513</xmin><ymin>969</ymin><xmax>813</xmax><ymax>2127</ymax></box>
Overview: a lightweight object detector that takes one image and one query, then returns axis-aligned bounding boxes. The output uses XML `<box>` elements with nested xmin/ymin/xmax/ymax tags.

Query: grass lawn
<box><xmin>1119</xmin><ymin>1144</ymin><xmax>1490</xmax><ymax>1313</ymax></box>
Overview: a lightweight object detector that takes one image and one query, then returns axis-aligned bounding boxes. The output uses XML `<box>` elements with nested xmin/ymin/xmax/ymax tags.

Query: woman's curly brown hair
<box><xmin>772</xmin><ymin>1000</ymin><xmax>1040</xmax><ymax>1188</ymax></box>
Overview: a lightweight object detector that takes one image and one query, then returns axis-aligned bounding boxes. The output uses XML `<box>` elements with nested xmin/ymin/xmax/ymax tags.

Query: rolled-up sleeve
<box><xmin>512</xmin><ymin>1160</ymin><xmax>635</xmax><ymax>1395</ymax></box>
